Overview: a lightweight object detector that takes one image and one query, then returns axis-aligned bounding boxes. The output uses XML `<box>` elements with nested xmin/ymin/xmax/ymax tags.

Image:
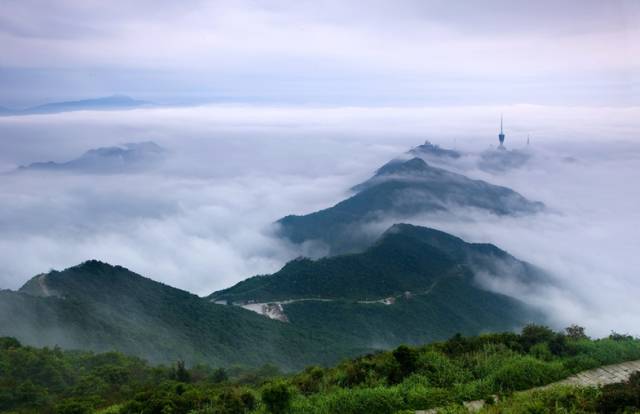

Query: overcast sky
<box><xmin>1</xmin><ymin>0</ymin><xmax>638</xmax><ymax>107</ymax></box>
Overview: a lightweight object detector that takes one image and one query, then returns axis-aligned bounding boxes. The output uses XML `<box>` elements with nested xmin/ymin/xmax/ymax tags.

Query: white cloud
<box><xmin>0</xmin><ymin>104</ymin><xmax>639</xmax><ymax>338</ymax></box>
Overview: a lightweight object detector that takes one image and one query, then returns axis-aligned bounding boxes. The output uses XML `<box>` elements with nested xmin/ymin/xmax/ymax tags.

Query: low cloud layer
<box><xmin>0</xmin><ymin>104</ymin><xmax>639</xmax><ymax>337</ymax></box>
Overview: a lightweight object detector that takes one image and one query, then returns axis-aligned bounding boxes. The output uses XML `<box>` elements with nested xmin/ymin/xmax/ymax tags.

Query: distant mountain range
<box><xmin>0</xmin><ymin>224</ymin><xmax>541</xmax><ymax>369</ymax></box>
<box><xmin>0</xmin><ymin>95</ymin><xmax>148</xmax><ymax>116</ymax></box>
<box><xmin>277</xmin><ymin>157</ymin><xmax>544</xmax><ymax>255</ymax></box>
<box><xmin>18</xmin><ymin>141</ymin><xmax>166</xmax><ymax>174</ymax></box>
<box><xmin>0</xmin><ymin>141</ymin><xmax>551</xmax><ymax>370</ymax></box>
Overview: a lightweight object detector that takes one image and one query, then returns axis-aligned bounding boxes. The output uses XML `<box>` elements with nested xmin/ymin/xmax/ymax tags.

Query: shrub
<box><xmin>490</xmin><ymin>356</ymin><xmax>567</xmax><ymax>391</ymax></box>
<box><xmin>261</xmin><ymin>380</ymin><xmax>293</xmax><ymax>414</ymax></box>
<box><xmin>482</xmin><ymin>386</ymin><xmax>600</xmax><ymax>413</ymax></box>
<box><xmin>403</xmin><ymin>385</ymin><xmax>451</xmax><ymax>409</ymax></box>
<box><xmin>319</xmin><ymin>386</ymin><xmax>405</xmax><ymax>414</ymax></box>
<box><xmin>54</xmin><ymin>399</ymin><xmax>93</xmax><ymax>414</ymax></box>
<box><xmin>216</xmin><ymin>389</ymin><xmax>245</xmax><ymax>414</ymax></box>
<box><xmin>392</xmin><ymin>345</ymin><xmax>418</xmax><ymax>381</ymax></box>
<box><xmin>519</xmin><ymin>324</ymin><xmax>556</xmax><ymax>351</ymax></box>
<box><xmin>596</xmin><ymin>371</ymin><xmax>640</xmax><ymax>413</ymax></box>
<box><xmin>293</xmin><ymin>366</ymin><xmax>324</xmax><ymax>395</ymax></box>
<box><xmin>529</xmin><ymin>343</ymin><xmax>553</xmax><ymax>361</ymax></box>
<box><xmin>172</xmin><ymin>360</ymin><xmax>191</xmax><ymax>383</ymax></box>
<box><xmin>0</xmin><ymin>337</ymin><xmax>21</xmax><ymax>350</ymax></box>
<box><xmin>565</xmin><ymin>324</ymin><xmax>588</xmax><ymax>340</ymax></box>
<box><xmin>416</xmin><ymin>351</ymin><xmax>470</xmax><ymax>388</ymax></box>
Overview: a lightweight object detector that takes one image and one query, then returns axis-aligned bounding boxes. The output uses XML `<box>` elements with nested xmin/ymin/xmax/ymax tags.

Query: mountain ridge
<box><xmin>2</xmin><ymin>260</ymin><xmax>369</xmax><ymax>370</ymax></box>
<box><xmin>277</xmin><ymin>157</ymin><xmax>544</xmax><ymax>255</ymax></box>
<box><xmin>210</xmin><ymin>224</ymin><xmax>543</xmax><ymax>347</ymax></box>
<box><xmin>18</xmin><ymin>141</ymin><xmax>165</xmax><ymax>173</ymax></box>
<box><xmin>0</xmin><ymin>95</ymin><xmax>149</xmax><ymax>116</ymax></box>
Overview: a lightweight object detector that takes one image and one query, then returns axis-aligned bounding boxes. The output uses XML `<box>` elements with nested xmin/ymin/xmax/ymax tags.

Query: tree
<box><xmin>392</xmin><ymin>345</ymin><xmax>418</xmax><ymax>379</ymax></box>
<box><xmin>565</xmin><ymin>325</ymin><xmax>588</xmax><ymax>340</ymax></box>
<box><xmin>0</xmin><ymin>337</ymin><xmax>21</xmax><ymax>350</ymax></box>
<box><xmin>211</xmin><ymin>367</ymin><xmax>229</xmax><ymax>384</ymax></box>
<box><xmin>172</xmin><ymin>360</ymin><xmax>191</xmax><ymax>383</ymax></box>
<box><xmin>520</xmin><ymin>324</ymin><xmax>555</xmax><ymax>351</ymax></box>
<box><xmin>261</xmin><ymin>380</ymin><xmax>292</xmax><ymax>414</ymax></box>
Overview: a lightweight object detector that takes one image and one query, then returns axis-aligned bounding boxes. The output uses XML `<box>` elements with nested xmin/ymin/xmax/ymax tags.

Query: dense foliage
<box><xmin>473</xmin><ymin>371</ymin><xmax>640</xmax><ymax>413</ymax></box>
<box><xmin>2</xmin><ymin>326</ymin><xmax>639</xmax><ymax>414</ymax></box>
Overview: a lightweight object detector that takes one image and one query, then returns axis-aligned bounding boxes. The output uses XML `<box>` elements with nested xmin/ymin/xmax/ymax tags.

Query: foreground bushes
<box><xmin>481</xmin><ymin>373</ymin><xmax>640</xmax><ymax>414</ymax></box>
<box><xmin>2</xmin><ymin>325</ymin><xmax>640</xmax><ymax>414</ymax></box>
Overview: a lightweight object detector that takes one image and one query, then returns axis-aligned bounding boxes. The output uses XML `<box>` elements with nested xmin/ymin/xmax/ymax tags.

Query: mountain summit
<box><xmin>1</xmin><ymin>261</ymin><xmax>365</xmax><ymax>369</ymax></box>
<box><xmin>277</xmin><ymin>157</ymin><xmax>544</xmax><ymax>254</ymax></box>
<box><xmin>211</xmin><ymin>223</ymin><xmax>542</xmax><ymax>347</ymax></box>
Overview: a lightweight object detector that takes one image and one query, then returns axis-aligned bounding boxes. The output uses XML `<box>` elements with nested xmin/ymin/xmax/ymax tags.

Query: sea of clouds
<box><xmin>0</xmin><ymin>104</ymin><xmax>638</xmax><ymax>336</ymax></box>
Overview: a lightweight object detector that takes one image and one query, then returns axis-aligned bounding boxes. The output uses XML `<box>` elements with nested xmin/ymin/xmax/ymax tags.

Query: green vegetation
<box><xmin>212</xmin><ymin>224</ymin><xmax>540</xmax><ymax>348</ymax></box>
<box><xmin>477</xmin><ymin>371</ymin><xmax>640</xmax><ymax>413</ymax></box>
<box><xmin>2</xmin><ymin>225</ymin><xmax>545</xmax><ymax>370</ymax></box>
<box><xmin>0</xmin><ymin>261</ymin><xmax>368</xmax><ymax>370</ymax></box>
<box><xmin>276</xmin><ymin>157</ymin><xmax>544</xmax><ymax>254</ymax></box>
<box><xmin>2</xmin><ymin>326</ymin><xmax>639</xmax><ymax>414</ymax></box>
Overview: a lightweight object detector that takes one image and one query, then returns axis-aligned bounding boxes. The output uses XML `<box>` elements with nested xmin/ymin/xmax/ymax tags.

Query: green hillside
<box><xmin>0</xmin><ymin>261</ymin><xmax>368</xmax><ymax>371</ymax></box>
<box><xmin>214</xmin><ymin>224</ymin><xmax>546</xmax><ymax>303</ymax></box>
<box><xmin>277</xmin><ymin>157</ymin><xmax>544</xmax><ymax>254</ymax></box>
<box><xmin>211</xmin><ymin>224</ymin><xmax>542</xmax><ymax>347</ymax></box>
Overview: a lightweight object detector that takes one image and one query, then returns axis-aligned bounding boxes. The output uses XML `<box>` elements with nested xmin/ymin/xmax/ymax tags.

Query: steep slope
<box><xmin>0</xmin><ymin>261</ymin><xmax>367</xmax><ymax>370</ymax></box>
<box><xmin>211</xmin><ymin>224</ymin><xmax>543</xmax><ymax>346</ymax></box>
<box><xmin>277</xmin><ymin>157</ymin><xmax>544</xmax><ymax>254</ymax></box>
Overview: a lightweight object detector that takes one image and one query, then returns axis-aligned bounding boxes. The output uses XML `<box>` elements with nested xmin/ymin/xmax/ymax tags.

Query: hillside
<box><xmin>211</xmin><ymin>224</ymin><xmax>543</xmax><ymax>346</ymax></box>
<box><xmin>277</xmin><ymin>157</ymin><xmax>544</xmax><ymax>254</ymax></box>
<box><xmin>0</xmin><ymin>261</ymin><xmax>367</xmax><ymax>370</ymax></box>
<box><xmin>213</xmin><ymin>224</ymin><xmax>545</xmax><ymax>302</ymax></box>
<box><xmin>2</xmin><ymin>327</ymin><xmax>639</xmax><ymax>414</ymax></box>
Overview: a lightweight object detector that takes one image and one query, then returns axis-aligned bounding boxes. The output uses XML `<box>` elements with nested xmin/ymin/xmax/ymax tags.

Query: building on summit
<box><xmin>498</xmin><ymin>114</ymin><xmax>506</xmax><ymax>149</ymax></box>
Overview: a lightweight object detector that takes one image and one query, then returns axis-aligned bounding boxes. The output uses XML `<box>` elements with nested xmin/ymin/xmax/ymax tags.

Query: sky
<box><xmin>0</xmin><ymin>0</ymin><xmax>638</xmax><ymax>107</ymax></box>
<box><xmin>0</xmin><ymin>1</ymin><xmax>639</xmax><ymax>337</ymax></box>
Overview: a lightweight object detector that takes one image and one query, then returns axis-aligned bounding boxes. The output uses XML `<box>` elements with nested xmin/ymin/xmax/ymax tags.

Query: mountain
<box><xmin>0</xmin><ymin>225</ymin><xmax>544</xmax><ymax>369</ymax></box>
<box><xmin>0</xmin><ymin>261</ymin><xmax>367</xmax><ymax>370</ymax></box>
<box><xmin>19</xmin><ymin>141</ymin><xmax>166</xmax><ymax>173</ymax></box>
<box><xmin>8</xmin><ymin>95</ymin><xmax>148</xmax><ymax>115</ymax></box>
<box><xmin>409</xmin><ymin>140</ymin><xmax>461</xmax><ymax>159</ymax></box>
<box><xmin>277</xmin><ymin>157</ymin><xmax>544</xmax><ymax>254</ymax></box>
<box><xmin>211</xmin><ymin>224</ymin><xmax>543</xmax><ymax>347</ymax></box>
